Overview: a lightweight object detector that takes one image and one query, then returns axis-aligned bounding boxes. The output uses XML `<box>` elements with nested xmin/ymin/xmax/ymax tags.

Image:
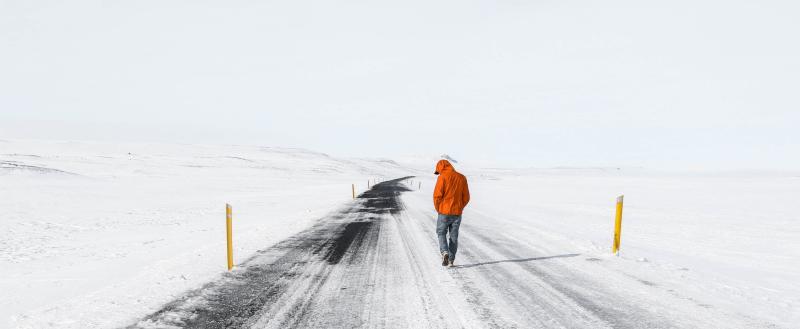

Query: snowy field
<box><xmin>1</xmin><ymin>140</ymin><xmax>798</xmax><ymax>328</ymax></box>
<box><xmin>0</xmin><ymin>140</ymin><xmax>419</xmax><ymax>329</ymax></box>
<box><xmin>456</xmin><ymin>168</ymin><xmax>800</xmax><ymax>327</ymax></box>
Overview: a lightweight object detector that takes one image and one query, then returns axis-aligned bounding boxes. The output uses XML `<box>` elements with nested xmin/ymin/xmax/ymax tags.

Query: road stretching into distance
<box><xmin>129</xmin><ymin>177</ymin><xmax>766</xmax><ymax>329</ymax></box>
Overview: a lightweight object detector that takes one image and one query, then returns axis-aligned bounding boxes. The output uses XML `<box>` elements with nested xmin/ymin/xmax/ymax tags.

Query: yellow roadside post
<box><xmin>612</xmin><ymin>195</ymin><xmax>624</xmax><ymax>255</ymax></box>
<box><xmin>352</xmin><ymin>184</ymin><xmax>355</xmax><ymax>199</ymax></box>
<box><xmin>226</xmin><ymin>204</ymin><xmax>233</xmax><ymax>270</ymax></box>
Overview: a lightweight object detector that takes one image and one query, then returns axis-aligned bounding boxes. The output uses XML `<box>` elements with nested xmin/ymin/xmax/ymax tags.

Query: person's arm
<box><xmin>462</xmin><ymin>177</ymin><xmax>470</xmax><ymax>207</ymax></box>
<box><xmin>433</xmin><ymin>176</ymin><xmax>444</xmax><ymax>213</ymax></box>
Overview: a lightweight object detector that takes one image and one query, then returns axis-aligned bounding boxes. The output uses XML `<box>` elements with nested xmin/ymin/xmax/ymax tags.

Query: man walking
<box><xmin>433</xmin><ymin>159</ymin><xmax>470</xmax><ymax>267</ymax></box>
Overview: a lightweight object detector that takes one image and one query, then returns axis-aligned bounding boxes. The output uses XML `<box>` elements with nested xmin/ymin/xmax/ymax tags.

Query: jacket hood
<box><xmin>434</xmin><ymin>159</ymin><xmax>454</xmax><ymax>175</ymax></box>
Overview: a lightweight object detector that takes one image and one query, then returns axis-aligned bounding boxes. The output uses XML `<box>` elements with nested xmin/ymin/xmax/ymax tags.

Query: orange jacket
<box><xmin>433</xmin><ymin>160</ymin><xmax>470</xmax><ymax>215</ymax></box>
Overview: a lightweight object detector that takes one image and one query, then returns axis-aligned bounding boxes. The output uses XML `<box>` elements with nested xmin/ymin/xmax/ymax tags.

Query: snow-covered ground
<box><xmin>0</xmin><ymin>140</ymin><xmax>420</xmax><ymax>329</ymax></box>
<box><xmin>454</xmin><ymin>167</ymin><xmax>800</xmax><ymax>327</ymax></box>
<box><xmin>2</xmin><ymin>140</ymin><xmax>797</xmax><ymax>328</ymax></box>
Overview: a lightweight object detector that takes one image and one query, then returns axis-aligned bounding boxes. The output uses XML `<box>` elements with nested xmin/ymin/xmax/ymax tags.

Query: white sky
<box><xmin>1</xmin><ymin>0</ymin><xmax>798</xmax><ymax>169</ymax></box>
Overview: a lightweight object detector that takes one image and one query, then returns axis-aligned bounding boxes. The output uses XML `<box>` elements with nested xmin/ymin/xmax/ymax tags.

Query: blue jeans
<box><xmin>436</xmin><ymin>214</ymin><xmax>462</xmax><ymax>262</ymax></box>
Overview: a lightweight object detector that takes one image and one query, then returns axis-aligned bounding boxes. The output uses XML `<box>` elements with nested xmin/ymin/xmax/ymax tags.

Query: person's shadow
<box><xmin>456</xmin><ymin>253</ymin><xmax>580</xmax><ymax>269</ymax></box>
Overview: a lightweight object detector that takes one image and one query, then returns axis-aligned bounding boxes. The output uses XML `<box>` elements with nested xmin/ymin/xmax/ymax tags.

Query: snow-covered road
<box><xmin>130</xmin><ymin>177</ymin><xmax>766</xmax><ymax>329</ymax></box>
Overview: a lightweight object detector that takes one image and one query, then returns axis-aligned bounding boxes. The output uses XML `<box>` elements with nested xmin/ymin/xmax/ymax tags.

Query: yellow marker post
<box><xmin>612</xmin><ymin>195</ymin><xmax>624</xmax><ymax>255</ymax></box>
<box><xmin>352</xmin><ymin>184</ymin><xmax>355</xmax><ymax>199</ymax></box>
<box><xmin>226</xmin><ymin>204</ymin><xmax>233</xmax><ymax>270</ymax></box>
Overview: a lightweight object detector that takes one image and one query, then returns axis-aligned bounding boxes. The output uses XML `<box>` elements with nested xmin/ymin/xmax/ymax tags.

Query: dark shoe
<box><xmin>441</xmin><ymin>252</ymin><xmax>449</xmax><ymax>266</ymax></box>
<box><xmin>448</xmin><ymin>261</ymin><xmax>454</xmax><ymax>268</ymax></box>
